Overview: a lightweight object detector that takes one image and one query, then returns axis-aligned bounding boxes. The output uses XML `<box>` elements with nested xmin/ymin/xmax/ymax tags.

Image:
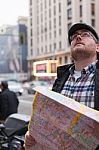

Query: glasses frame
<box><xmin>70</xmin><ymin>30</ymin><xmax>97</xmax><ymax>42</ymax></box>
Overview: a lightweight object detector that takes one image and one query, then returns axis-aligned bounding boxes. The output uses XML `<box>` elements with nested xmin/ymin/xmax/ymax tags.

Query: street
<box><xmin>18</xmin><ymin>91</ymin><xmax>34</xmax><ymax>116</ymax></box>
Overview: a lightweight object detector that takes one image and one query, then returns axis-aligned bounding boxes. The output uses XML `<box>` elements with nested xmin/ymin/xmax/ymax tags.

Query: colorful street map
<box><xmin>29</xmin><ymin>87</ymin><xmax>99</xmax><ymax>150</ymax></box>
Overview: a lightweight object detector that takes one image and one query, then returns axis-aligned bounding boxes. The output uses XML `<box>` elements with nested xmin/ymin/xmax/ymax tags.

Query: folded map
<box><xmin>29</xmin><ymin>87</ymin><xmax>99</xmax><ymax>150</ymax></box>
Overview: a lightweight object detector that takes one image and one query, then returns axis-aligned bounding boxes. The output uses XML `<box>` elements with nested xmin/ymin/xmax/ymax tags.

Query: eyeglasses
<box><xmin>70</xmin><ymin>31</ymin><xmax>95</xmax><ymax>42</ymax></box>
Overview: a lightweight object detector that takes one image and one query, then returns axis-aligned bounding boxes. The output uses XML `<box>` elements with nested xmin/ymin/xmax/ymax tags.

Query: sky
<box><xmin>0</xmin><ymin>0</ymin><xmax>28</xmax><ymax>26</ymax></box>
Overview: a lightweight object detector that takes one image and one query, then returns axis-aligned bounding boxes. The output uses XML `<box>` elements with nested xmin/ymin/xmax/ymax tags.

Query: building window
<box><xmin>59</xmin><ymin>41</ymin><xmax>62</xmax><ymax>49</ymax></box>
<box><xmin>59</xmin><ymin>3</ymin><xmax>61</xmax><ymax>13</ymax></box>
<box><xmin>54</xmin><ymin>6</ymin><xmax>56</xmax><ymax>16</ymax></box>
<box><xmin>54</xmin><ymin>43</ymin><xmax>56</xmax><ymax>50</ymax></box>
<box><xmin>50</xmin><ymin>44</ymin><xmax>52</xmax><ymax>52</ymax></box>
<box><xmin>49</xmin><ymin>0</ymin><xmax>51</xmax><ymax>6</ymax></box>
<box><xmin>49</xmin><ymin>9</ymin><xmax>51</xmax><ymax>18</ymax></box>
<box><xmin>30</xmin><ymin>18</ymin><xmax>32</xmax><ymax>26</ymax></box>
<box><xmin>20</xmin><ymin>33</ymin><xmax>26</xmax><ymax>45</ymax></box>
<box><xmin>37</xmin><ymin>16</ymin><xmax>39</xmax><ymax>24</ymax></box>
<box><xmin>49</xmin><ymin>20</ymin><xmax>51</xmax><ymax>30</ymax></box>
<box><xmin>31</xmin><ymin>29</ymin><xmax>32</xmax><ymax>36</ymax></box>
<box><xmin>45</xmin><ymin>45</ymin><xmax>47</xmax><ymax>53</ymax></box>
<box><xmin>45</xmin><ymin>0</ymin><xmax>47</xmax><ymax>9</ymax></box>
<box><xmin>91</xmin><ymin>19</ymin><xmax>95</xmax><ymax>27</ymax></box>
<box><xmin>41</xmin><ymin>47</ymin><xmax>43</xmax><ymax>53</ymax></box>
<box><xmin>67</xmin><ymin>8</ymin><xmax>72</xmax><ymax>20</ymax></box>
<box><xmin>37</xmin><ymin>6</ymin><xmax>39</xmax><ymax>14</ymax></box>
<box><xmin>49</xmin><ymin>32</ymin><xmax>52</xmax><ymax>39</ymax></box>
<box><xmin>30</xmin><ymin>8</ymin><xmax>32</xmax><ymax>16</ymax></box>
<box><xmin>54</xmin><ymin>18</ymin><xmax>56</xmax><ymax>28</ymax></box>
<box><xmin>37</xmin><ymin>27</ymin><xmax>39</xmax><ymax>35</ymax></box>
<box><xmin>67</xmin><ymin>23</ymin><xmax>72</xmax><ymax>46</ymax></box>
<box><xmin>45</xmin><ymin>27</ymin><xmax>47</xmax><ymax>32</ymax></box>
<box><xmin>37</xmin><ymin>48</ymin><xmax>39</xmax><ymax>55</ymax></box>
<box><xmin>67</xmin><ymin>0</ymin><xmax>71</xmax><ymax>5</ymax></box>
<box><xmin>31</xmin><ymin>39</ymin><xmax>33</xmax><ymax>47</ymax></box>
<box><xmin>31</xmin><ymin>49</ymin><xmax>33</xmax><ymax>55</ymax></box>
<box><xmin>20</xmin><ymin>35</ymin><xmax>24</xmax><ymax>45</ymax></box>
<box><xmin>59</xmin><ymin>57</ymin><xmax>62</xmax><ymax>64</ymax></box>
<box><xmin>65</xmin><ymin>56</ymin><xmax>67</xmax><ymax>63</ymax></box>
<box><xmin>41</xmin><ymin>3</ymin><xmax>43</xmax><ymax>11</ymax></box>
<box><xmin>59</xmin><ymin>16</ymin><xmax>61</xmax><ymax>26</ymax></box>
<box><xmin>30</xmin><ymin>0</ymin><xmax>32</xmax><ymax>5</ymax></box>
<box><xmin>80</xmin><ymin>5</ymin><xmax>82</xmax><ymax>17</ymax></box>
<box><xmin>91</xmin><ymin>3</ymin><xmax>95</xmax><ymax>16</ymax></box>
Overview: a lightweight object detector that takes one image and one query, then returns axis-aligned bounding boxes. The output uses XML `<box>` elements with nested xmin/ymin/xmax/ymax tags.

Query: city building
<box><xmin>18</xmin><ymin>16</ymin><xmax>28</xmax><ymax>73</ymax></box>
<box><xmin>27</xmin><ymin>0</ymin><xmax>99</xmax><ymax>79</ymax></box>
<box><xmin>0</xmin><ymin>16</ymin><xmax>28</xmax><ymax>81</ymax></box>
<box><xmin>0</xmin><ymin>25</ymin><xmax>20</xmax><ymax>74</ymax></box>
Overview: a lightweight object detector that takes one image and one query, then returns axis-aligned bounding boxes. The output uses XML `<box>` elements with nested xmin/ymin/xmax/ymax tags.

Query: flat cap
<box><xmin>68</xmin><ymin>23</ymin><xmax>99</xmax><ymax>44</ymax></box>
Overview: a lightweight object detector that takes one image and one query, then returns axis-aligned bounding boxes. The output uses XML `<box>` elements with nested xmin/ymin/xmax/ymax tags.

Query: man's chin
<box><xmin>71</xmin><ymin>51</ymin><xmax>93</xmax><ymax>60</ymax></box>
<box><xmin>72</xmin><ymin>48</ymin><xmax>85</xmax><ymax>54</ymax></box>
<box><xmin>74</xmin><ymin>44</ymin><xmax>84</xmax><ymax>50</ymax></box>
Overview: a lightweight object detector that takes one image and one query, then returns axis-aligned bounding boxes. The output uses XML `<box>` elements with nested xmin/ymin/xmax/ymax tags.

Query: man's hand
<box><xmin>24</xmin><ymin>131</ymin><xmax>37</xmax><ymax>150</ymax></box>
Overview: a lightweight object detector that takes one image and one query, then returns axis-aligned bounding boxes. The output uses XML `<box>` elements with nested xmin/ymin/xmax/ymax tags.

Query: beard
<box><xmin>71</xmin><ymin>47</ymin><xmax>96</xmax><ymax>61</ymax></box>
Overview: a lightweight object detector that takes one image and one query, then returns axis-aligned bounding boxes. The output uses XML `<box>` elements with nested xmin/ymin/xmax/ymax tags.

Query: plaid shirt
<box><xmin>61</xmin><ymin>62</ymin><xmax>96</xmax><ymax>108</ymax></box>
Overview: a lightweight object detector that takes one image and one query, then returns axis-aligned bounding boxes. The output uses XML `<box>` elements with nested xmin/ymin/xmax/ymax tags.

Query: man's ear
<box><xmin>96</xmin><ymin>44</ymin><xmax>99</xmax><ymax>53</ymax></box>
<box><xmin>96</xmin><ymin>44</ymin><xmax>99</xmax><ymax>60</ymax></box>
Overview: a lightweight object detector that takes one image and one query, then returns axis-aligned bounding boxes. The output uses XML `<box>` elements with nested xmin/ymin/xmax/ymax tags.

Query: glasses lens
<box><xmin>71</xmin><ymin>31</ymin><xmax>94</xmax><ymax>42</ymax></box>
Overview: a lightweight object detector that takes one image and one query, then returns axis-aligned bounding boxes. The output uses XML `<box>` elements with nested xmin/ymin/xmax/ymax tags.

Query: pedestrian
<box><xmin>24</xmin><ymin>22</ymin><xmax>99</xmax><ymax>149</ymax></box>
<box><xmin>0</xmin><ymin>81</ymin><xmax>19</xmax><ymax>122</ymax></box>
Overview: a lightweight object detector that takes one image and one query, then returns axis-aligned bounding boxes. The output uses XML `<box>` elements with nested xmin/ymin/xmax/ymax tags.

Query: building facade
<box><xmin>0</xmin><ymin>17</ymin><xmax>28</xmax><ymax>81</ymax></box>
<box><xmin>0</xmin><ymin>25</ymin><xmax>20</xmax><ymax>74</ymax></box>
<box><xmin>18</xmin><ymin>17</ymin><xmax>28</xmax><ymax>73</ymax></box>
<box><xmin>27</xmin><ymin>0</ymin><xmax>99</xmax><ymax>78</ymax></box>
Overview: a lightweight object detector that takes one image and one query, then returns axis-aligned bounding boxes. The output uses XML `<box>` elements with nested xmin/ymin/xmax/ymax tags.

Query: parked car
<box><xmin>27</xmin><ymin>81</ymin><xmax>50</xmax><ymax>94</ymax></box>
<box><xmin>8</xmin><ymin>80</ymin><xmax>24</xmax><ymax>96</ymax></box>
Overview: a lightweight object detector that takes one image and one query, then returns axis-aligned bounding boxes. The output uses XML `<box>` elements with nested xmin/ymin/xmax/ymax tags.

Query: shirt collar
<box><xmin>69</xmin><ymin>61</ymin><xmax>96</xmax><ymax>76</ymax></box>
<box><xmin>83</xmin><ymin>61</ymin><xmax>96</xmax><ymax>75</ymax></box>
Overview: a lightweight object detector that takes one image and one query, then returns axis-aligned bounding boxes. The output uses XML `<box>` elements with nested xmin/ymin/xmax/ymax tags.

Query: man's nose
<box><xmin>76</xmin><ymin>34</ymin><xmax>82</xmax><ymax>40</ymax></box>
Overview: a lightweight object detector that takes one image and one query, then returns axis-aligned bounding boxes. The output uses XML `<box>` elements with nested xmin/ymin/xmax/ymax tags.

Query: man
<box><xmin>0</xmin><ymin>81</ymin><xmax>19</xmax><ymax>121</ymax></box>
<box><xmin>52</xmin><ymin>23</ymin><xmax>99</xmax><ymax>110</ymax></box>
<box><xmin>24</xmin><ymin>23</ymin><xmax>99</xmax><ymax>149</ymax></box>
